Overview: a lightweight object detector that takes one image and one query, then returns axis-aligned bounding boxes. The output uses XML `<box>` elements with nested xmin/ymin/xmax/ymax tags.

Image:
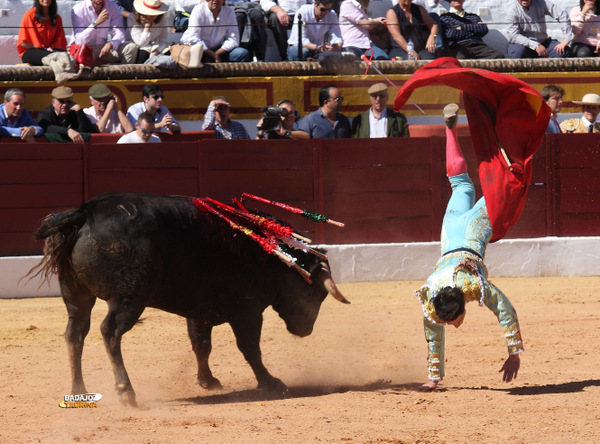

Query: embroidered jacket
<box><xmin>415</xmin><ymin>251</ymin><xmax>524</xmax><ymax>382</ymax></box>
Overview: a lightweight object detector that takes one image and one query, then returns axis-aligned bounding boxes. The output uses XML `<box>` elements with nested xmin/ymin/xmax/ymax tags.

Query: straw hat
<box><xmin>572</xmin><ymin>93</ymin><xmax>600</xmax><ymax>105</ymax></box>
<box><xmin>133</xmin><ymin>0</ymin><xmax>168</xmax><ymax>15</ymax></box>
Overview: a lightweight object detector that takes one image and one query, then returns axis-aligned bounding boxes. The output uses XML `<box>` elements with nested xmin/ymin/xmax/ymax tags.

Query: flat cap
<box><xmin>368</xmin><ymin>83</ymin><xmax>388</xmax><ymax>95</ymax></box>
<box><xmin>88</xmin><ymin>83</ymin><xmax>112</xmax><ymax>99</ymax></box>
<box><xmin>51</xmin><ymin>86</ymin><xmax>73</xmax><ymax>100</ymax></box>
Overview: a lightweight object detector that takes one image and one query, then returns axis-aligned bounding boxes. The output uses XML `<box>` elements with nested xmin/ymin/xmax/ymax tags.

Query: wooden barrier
<box><xmin>1</xmin><ymin>133</ymin><xmax>600</xmax><ymax>257</ymax></box>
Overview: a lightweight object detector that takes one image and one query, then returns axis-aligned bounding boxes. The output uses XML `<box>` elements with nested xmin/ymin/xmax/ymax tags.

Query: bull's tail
<box><xmin>27</xmin><ymin>207</ymin><xmax>88</xmax><ymax>284</ymax></box>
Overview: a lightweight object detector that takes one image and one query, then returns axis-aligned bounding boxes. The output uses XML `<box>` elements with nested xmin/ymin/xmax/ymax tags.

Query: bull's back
<box><xmin>67</xmin><ymin>194</ymin><xmax>256</xmax><ymax>315</ymax></box>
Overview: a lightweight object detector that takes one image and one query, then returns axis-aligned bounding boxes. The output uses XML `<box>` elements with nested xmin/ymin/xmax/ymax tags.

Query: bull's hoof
<box><xmin>116</xmin><ymin>387</ymin><xmax>138</xmax><ymax>407</ymax></box>
<box><xmin>199</xmin><ymin>377</ymin><xmax>223</xmax><ymax>390</ymax></box>
<box><xmin>258</xmin><ymin>377</ymin><xmax>288</xmax><ymax>395</ymax></box>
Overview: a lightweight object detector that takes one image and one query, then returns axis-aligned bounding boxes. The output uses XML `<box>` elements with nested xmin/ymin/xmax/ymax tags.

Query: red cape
<box><xmin>394</xmin><ymin>57</ymin><xmax>551</xmax><ymax>242</ymax></box>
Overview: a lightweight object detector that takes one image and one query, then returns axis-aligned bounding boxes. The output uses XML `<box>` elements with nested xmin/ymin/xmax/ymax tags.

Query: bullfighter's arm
<box><xmin>424</xmin><ymin>318</ymin><xmax>445</xmax><ymax>382</ymax></box>
<box><xmin>483</xmin><ymin>283</ymin><xmax>523</xmax><ymax>382</ymax></box>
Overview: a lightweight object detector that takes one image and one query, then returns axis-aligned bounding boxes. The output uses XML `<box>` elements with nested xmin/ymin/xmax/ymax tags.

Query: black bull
<box><xmin>31</xmin><ymin>193</ymin><xmax>349</xmax><ymax>406</ymax></box>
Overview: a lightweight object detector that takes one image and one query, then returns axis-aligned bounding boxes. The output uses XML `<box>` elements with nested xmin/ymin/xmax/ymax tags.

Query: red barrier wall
<box><xmin>1</xmin><ymin>133</ymin><xmax>599</xmax><ymax>256</ymax></box>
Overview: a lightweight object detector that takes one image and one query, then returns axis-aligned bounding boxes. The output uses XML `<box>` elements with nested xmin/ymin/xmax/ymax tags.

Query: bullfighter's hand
<box><xmin>500</xmin><ymin>354</ymin><xmax>520</xmax><ymax>383</ymax></box>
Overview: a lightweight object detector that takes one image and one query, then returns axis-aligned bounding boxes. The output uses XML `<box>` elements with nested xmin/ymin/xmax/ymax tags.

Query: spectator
<box><xmin>264</xmin><ymin>0</ymin><xmax>295</xmax><ymax>61</ymax></box>
<box><xmin>70</xmin><ymin>0</ymin><xmax>127</xmax><ymax>64</ymax></box>
<box><xmin>570</xmin><ymin>0</ymin><xmax>600</xmax><ymax>57</ymax></box>
<box><xmin>173</xmin><ymin>0</ymin><xmax>197</xmax><ymax>32</ymax></box>
<box><xmin>287</xmin><ymin>0</ymin><xmax>343</xmax><ymax>61</ymax></box>
<box><xmin>230</xmin><ymin>0</ymin><xmax>267</xmax><ymax>62</ymax></box>
<box><xmin>339</xmin><ymin>0</ymin><xmax>389</xmax><ymax>60</ymax></box>
<box><xmin>84</xmin><ymin>83</ymin><xmax>134</xmax><ymax>134</ymax></box>
<box><xmin>386</xmin><ymin>0</ymin><xmax>439</xmax><ymax>60</ymax></box>
<box><xmin>560</xmin><ymin>93</ymin><xmax>600</xmax><ymax>133</ymax></box>
<box><xmin>298</xmin><ymin>85</ymin><xmax>351</xmax><ymax>138</ymax></box>
<box><xmin>180</xmin><ymin>0</ymin><xmax>250</xmax><ymax>63</ymax></box>
<box><xmin>256</xmin><ymin>100</ymin><xmax>309</xmax><ymax>139</ymax></box>
<box><xmin>440</xmin><ymin>0</ymin><xmax>504</xmax><ymax>59</ymax></box>
<box><xmin>126</xmin><ymin>84</ymin><xmax>181</xmax><ymax>133</ymax></box>
<box><xmin>0</xmin><ymin>88</ymin><xmax>44</xmax><ymax>143</ymax></box>
<box><xmin>110</xmin><ymin>0</ymin><xmax>134</xmax><ymax>27</ymax></box>
<box><xmin>17</xmin><ymin>0</ymin><xmax>67</xmax><ymax>66</ymax></box>
<box><xmin>351</xmin><ymin>83</ymin><xmax>409</xmax><ymax>138</ymax></box>
<box><xmin>540</xmin><ymin>84</ymin><xmax>564</xmax><ymax>134</ymax></box>
<box><xmin>117</xmin><ymin>111</ymin><xmax>161</xmax><ymax>143</ymax></box>
<box><xmin>37</xmin><ymin>86</ymin><xmax>96</xmax><ymax>143</ymax></box>
<box><xmin>413</xmin><ymin>0</ymin><xmax>444</xmax><ymax>51</ymax></box>
<box><xmin>201</xmin><ymin>96</ymin><xmax>250</xmax><ymax>139</ymax></box>
<box><xmin>121</xmin><ymin>0</ymin><xmax>169</xmax><ymax>64</ymax></box>
<box><xmin>505</xmin><ymin>0</ymin><xmax>573</xmax><ymax>59</ymax></box>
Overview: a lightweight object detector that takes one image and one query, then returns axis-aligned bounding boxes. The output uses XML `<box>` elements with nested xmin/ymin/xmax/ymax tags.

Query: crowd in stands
<box><xmin>14</xmin><ymin>0</ymin><xmax>600</xmax><ymax>65</ymax></box>
<box><xmin>3</xmin><ymin>80</ymin><xmax>597</xmax><ymax>143</ymax></box>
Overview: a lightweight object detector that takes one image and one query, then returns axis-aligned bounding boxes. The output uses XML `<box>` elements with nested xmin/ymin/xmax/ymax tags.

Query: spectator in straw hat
<box><xmin>560</xmin><ymin>93</ymin><xmax>600</xmax><ymax>133</ymax></box>
<box><xmin>83</xmin><ymin>83</ymin><xmax>133</xmax><ymax>134</ymax></box>
<box><xmin>351</xmin><ymin>83</ymin><xmax>409</xmax><ymax>138</ymax></box>
<box><xmin>37</xmin><ymin>86</ymin><xmax>96</xmax><ymax>143</ymax></box>
<box><xmin>121</xmin><ymin>0</ymin><xmax>169</xmax><ymax>64</ymax></box>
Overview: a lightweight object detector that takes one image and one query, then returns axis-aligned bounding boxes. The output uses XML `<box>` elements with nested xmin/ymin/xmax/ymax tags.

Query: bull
<box><xmin>32</xmin><ymin>193</ymin><xmax>348</xmax><ymax>406</ymax></box>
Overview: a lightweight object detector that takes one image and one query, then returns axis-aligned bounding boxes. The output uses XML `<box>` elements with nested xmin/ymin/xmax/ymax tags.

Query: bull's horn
<box><xmin>324</xmin><ymin>276</ymin><xmax>350</xmax><ymax>304</ymax></box>
<box><xmin>319</xmin><ymin>262</ymin><xmax>350</xmax><ymax>304</ymax></box>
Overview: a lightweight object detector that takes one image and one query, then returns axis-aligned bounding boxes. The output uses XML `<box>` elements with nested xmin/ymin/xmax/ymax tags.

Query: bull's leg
<box><xmin>229</xmin><ymin>315</ymin><xmax>288</xmax><ymax>393</ymax></box>
<box><xmin>186</xmin><ymin>319</ymin><xmax>222</xmax><ymax>390</ymax></box>
<box><xmin>100</xmin><ymin>300</ymin><xmax>145</xmax><ymax>407</ymax></box>
<box><xmin>63</xmin><ymin>290</ymin><xmax>96</xmax><ymax>395</ymax></box>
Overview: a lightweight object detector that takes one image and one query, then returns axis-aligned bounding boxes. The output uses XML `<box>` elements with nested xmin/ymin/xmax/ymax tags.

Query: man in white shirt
<box><xmin>117</xmin><ymin>111</ymin><xmax>161</xmax><ymax>143</ymax></box>
<box><xmin>71</xmin><ymin>0</ymin><xmax>127</xmax><ymax>63</ymax></box>
<box><xmin>84</xmin><ymin>83</ymin><xmax>133</xmax><ymax>134</ymax></box>
<box><xmin>287</xmin><ymin>0</ymin><xmax>342</xmax><ymax>61</ymax></box>
<box><xmin>126</xmin><ymin>84</ymin><xmax>180</xmax><ymax>133</ymax></box>
<box><xmin>180</xmin><ymin>0</ymin><xmax>250</xmax><ymax>62</ymax></box>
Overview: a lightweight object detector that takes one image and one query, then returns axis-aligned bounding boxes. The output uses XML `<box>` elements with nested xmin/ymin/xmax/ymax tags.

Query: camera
<box><xmin>258</xmin><ymin>106</ymin><xmax>289</xmax><ymax>132</ymax></box>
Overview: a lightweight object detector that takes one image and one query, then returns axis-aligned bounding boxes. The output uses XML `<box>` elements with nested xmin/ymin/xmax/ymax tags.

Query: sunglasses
<box><xmin>150</xmin><ymin>95</ymin><xmax>164</xmax><ymax>100</ymax></box>
<box><xmin>55</xmin><ymin>98</ymin><xmax>72</xmax><ymax>105</ymax></box>
<box><xmin>370</xmin><ymin>93</ymin><xmax>387</xmax><ymax>98</ymax></box>
<box><xmin>319</xmin><ymin>6</ymin><xmax>332</xmax><ymax>12</ymax></box>
<box><xmin>140</xmin><ymin>128</ymin><xmax>157</xmax><ymax>134</ymax></box>
<box><xmin>329</xmin><ymin>96</ymin><xmax>343</xmax><ymax>102</ymax></box>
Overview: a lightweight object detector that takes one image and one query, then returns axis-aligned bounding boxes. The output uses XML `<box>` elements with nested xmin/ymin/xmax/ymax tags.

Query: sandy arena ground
<box><xmin>2</xmin><ymin>277</ymin><xmax>600</xmax><ymax>443</ymax></box>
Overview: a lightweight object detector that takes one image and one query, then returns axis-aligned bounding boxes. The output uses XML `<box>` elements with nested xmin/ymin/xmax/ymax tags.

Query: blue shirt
<box><xmin>0</xmin><ymin>103</ymin><xmax>43</xmax><ymax>138</ymax></box>
<box><xmin>298</xmin><ymin>108</ymin><xmax>351</xmax><ymax>139</ymax></box>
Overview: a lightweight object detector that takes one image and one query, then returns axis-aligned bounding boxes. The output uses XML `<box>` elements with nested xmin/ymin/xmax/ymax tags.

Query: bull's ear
<box><xmin>318</xmin><ymin>263</ymin><xmax>350</xmax><ymax>304</ymax></box>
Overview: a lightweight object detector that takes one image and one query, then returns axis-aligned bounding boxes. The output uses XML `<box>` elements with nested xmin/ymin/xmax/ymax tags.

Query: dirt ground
<box><xmin>2</xmin><ymin>276</ymin><xmax>600</xmax><ymax>443</ymax></box>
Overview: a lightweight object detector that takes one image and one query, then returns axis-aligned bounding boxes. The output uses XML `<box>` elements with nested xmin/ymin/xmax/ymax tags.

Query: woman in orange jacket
<box><xmin>17</xmin><ymin>0</ymin><xmax>67</xmax><ymax>66</ymax></box>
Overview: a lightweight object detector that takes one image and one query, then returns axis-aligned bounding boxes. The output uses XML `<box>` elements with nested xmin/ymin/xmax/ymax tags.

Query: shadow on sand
<box><xmin>176</xmin><ymin>379</ymin><xmax>420</xmax><ymax>405</ymax></box>
<box><xmin>458</xmin><ymin>379</ymin><xmax>600</xmax><ymax>396</ymax></box>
